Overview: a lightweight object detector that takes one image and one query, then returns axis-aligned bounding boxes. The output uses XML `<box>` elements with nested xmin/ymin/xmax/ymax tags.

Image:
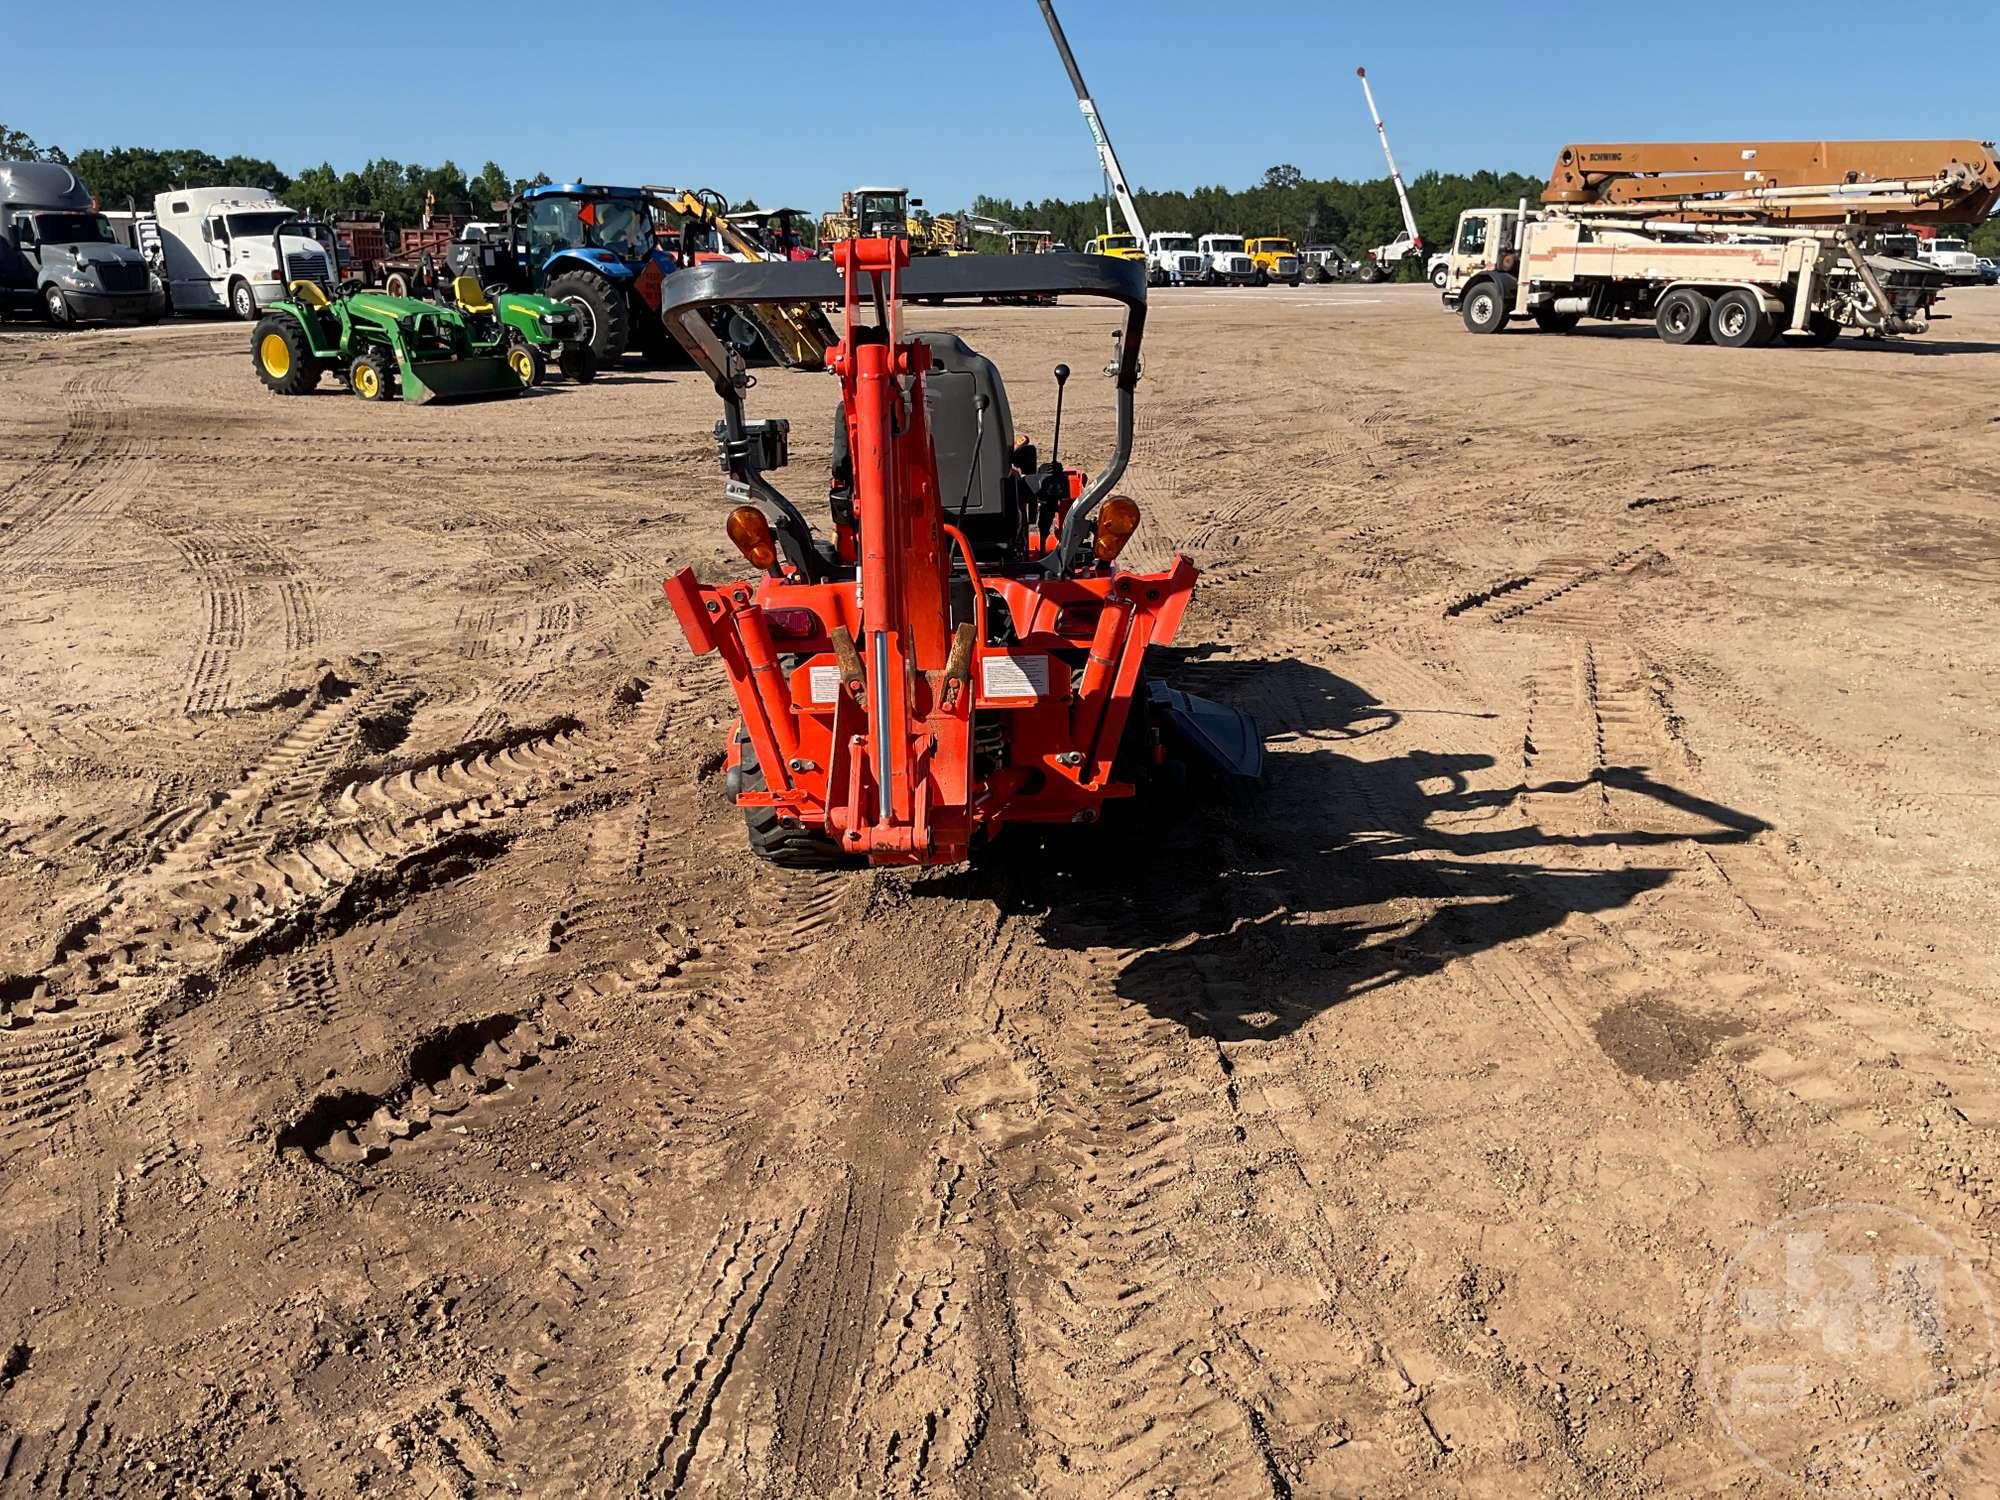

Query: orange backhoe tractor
<box><xmin>661</xmin><ymin>242</ymin><xmax>1261</xmax><ymax>867</ymax></box>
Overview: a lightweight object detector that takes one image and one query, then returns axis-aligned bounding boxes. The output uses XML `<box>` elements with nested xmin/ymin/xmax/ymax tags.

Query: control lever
<box><xmin>1048</xmin><ymin>362</ymin><xmax>1070</xmax><ymax>469</ymax></box>
<box><xmin>1035</xmin><ymin>365</ymin><xmax>1072</xmax><ymax>546</ymax></box>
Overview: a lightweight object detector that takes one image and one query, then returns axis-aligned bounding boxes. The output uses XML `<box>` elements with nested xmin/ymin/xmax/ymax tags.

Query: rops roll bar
<box><xmin>659</xmin><ymin>252</ymin><xmax>1147</xmax><ymax>577</ymax></box>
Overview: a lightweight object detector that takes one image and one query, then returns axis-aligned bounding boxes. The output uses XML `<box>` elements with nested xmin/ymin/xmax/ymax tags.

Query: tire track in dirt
<box><xmin>930</xmin><ymin>921</ymin><xmax>1289</xmax><ymax>1498</ymax></box>
<box><xmin>0</xmin><ymin>685</ymin><xmax>628</xmax><ymax>1139</ymax></box>
<box><xmin>143</xmin><ymin>512</ymin><xmax>325</xmax><ymax>718</ymax></box>
<box><xmin>0</xmin><ymin>370</ymin><xmax>149</xmax><ymax>577</ymax></box>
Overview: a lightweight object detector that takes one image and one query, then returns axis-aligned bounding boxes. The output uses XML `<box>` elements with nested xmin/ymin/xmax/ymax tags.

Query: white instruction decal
<box><xmin>807</xmin><ymin>664</ymin><xmax>841</xmax><ymax>704</ymax></box>
<box><xmin>981</xmin><ymin>654</ymin><xmax>1049</xmax><ymax>698</ymax></box>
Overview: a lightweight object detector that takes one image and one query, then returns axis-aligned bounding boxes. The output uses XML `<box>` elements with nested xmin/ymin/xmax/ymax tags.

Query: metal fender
<box><xmin>539</xmin><ymin>248</ymin><xmax>638</xmax><ymax>285</ymax></box>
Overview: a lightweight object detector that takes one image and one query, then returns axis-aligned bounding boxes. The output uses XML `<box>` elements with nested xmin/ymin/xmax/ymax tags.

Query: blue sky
<box><xmin>14</xmin><ymin>1</ymin><xmax>1998</xmax><ymax>209</ymax></box>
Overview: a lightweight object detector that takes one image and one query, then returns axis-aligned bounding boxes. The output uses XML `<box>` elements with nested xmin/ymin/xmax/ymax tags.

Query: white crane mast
<box><xmin>1037</xmin><ymin>0</ymin><xmax>1148</xmax><ymax>246</ymax></box>
<box><xmin>1357</xmin><ymin>66</ymin><xmax>1422</xmax><ymax>252</ymax></box>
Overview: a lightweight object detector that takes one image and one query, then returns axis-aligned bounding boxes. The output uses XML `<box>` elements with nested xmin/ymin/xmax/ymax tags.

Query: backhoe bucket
<box><xmin>399</xmin><ymin>352</ymin><xmax>521</xmax><ymax>404</ymax></box>
<box><xmin>1147</xmin><ymin>681</ymin><xmax>1264</xmax><ymax>781</ymax></box>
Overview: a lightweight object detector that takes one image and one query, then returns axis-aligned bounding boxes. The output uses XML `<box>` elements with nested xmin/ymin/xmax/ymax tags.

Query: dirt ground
<box><xmin>2</xmin><ymin>282</ymin><xmax>1999</xmax><ymax>1498</ymax></box>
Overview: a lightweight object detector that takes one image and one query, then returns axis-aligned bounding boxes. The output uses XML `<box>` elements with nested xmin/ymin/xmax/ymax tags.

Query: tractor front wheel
<box><xmin>545</xmin><ymin>269</ymin><xmax>629</xmax><ymax>363</ymax></box>
<box><xmin>252</xmin><ymin>317</ymin><xmax>320</xmax><ymax>395</ymax></box>
<box><xmin>506</xmin><ymin>340</ymin><xmax>545</xmax><ymax>389</ymax></box>
<box><xmin>349</xmin><ymin>349</ymin><xmax>395</xmax><ymax>401</ymax></box>
<box><xmin>558</xmin><ymin>345</ymin><xmax>598</xmax><ymax>383</ymax></box>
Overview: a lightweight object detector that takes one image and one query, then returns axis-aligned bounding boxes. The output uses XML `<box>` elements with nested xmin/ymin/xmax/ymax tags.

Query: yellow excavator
<box><xmin>650</xmin><ymin>186</ymin><xmax>837</xmax><ymax>369</ymax></box>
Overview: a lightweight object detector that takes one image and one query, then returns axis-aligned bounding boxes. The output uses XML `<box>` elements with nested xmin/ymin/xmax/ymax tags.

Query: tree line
<box><xmin>7</xmin><ymin>124</ymin><xmax>1995</xmax><ymax>257</ymax></box>
<box><xmin>974</xmin><ymin>164</ymin><xmax>1550</xmax><ymax>268</ymax></box>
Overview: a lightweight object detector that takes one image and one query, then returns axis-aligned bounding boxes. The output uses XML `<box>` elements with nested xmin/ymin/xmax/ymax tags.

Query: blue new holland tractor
<box><xmin>450</xmin><ymin>183</ymin><xmax>678</xmax><ymax>365</ymax></box>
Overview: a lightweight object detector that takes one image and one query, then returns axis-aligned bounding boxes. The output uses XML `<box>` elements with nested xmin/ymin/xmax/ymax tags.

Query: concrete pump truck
<box><xmin>1443</xmin><ymin>140</ymin><xmax>2000</xmax><ymax>345</ymax></box>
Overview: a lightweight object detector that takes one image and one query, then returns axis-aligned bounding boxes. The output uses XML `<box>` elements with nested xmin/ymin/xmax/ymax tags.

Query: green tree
<box><xmin>1</xmin><ymin>124</ymin><xmax>65</xmax><ymax>162</ymax></box>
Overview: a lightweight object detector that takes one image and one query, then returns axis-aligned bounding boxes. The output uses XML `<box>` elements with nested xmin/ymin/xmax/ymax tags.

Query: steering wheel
<box><xmin>338</xmin><ymin>278</ymin><xmax>364</xmax><ymax>296</ymax></box>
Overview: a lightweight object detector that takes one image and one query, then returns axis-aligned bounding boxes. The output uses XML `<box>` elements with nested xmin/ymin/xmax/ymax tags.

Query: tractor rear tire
<box><xmin>252</xmin><ymin>317</ymin><xmax>320</xmax><ymax>395</ymax></box>
<box><xmin>546</xmin><ymin>269</ymin><xmax>628</xmax><ymax>363</ymax></box>
<box><xmin>558</xmin><ymin>345</ymin><xmax>598</xmax><ymax>383</ymax></box>
<box><xmin>506</xmin><ymin>341</ymin><xmax>545</xmax><ymax>389</ymax></box>
<box><xmin>1461</xmin><ymin>280</ymin><xmax>1509</xmax><ymax>334</ymax></box>
<box><xmin>1710</xmin><ymin>288</ymin><xmax>1774</xmax><ymax>348</ymax></box>
<box><xmin>349</xmin><ymin>349</ymin><xmax>394</xmax><ymax>401</ymax></box>
<box><xmin>1656</xmin><ymin>287</ymin><xmax>1712</xmax><ymax>345</ymax></box>
<box><xmin>733</xmin><ymin>731</ymin><xmax>848</xmax><ymax>869</ymax></box>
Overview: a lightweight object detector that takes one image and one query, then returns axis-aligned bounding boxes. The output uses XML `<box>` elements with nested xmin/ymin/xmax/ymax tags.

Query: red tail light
<box><xmin>761</xmin><ymin>607</ymin><xmax>820</xmax><ymax>639</ymax></box>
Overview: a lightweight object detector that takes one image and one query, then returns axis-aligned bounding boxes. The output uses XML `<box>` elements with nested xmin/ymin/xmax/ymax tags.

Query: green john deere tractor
<box><xmin>438</xmin><ymin>271</ymin><xmax>598</xmax><ymax>385</ymax></box>
<box><xmin>249</xmin><ymin>220</ymin><xmax>524</xmax><ymax>404</ymax></box>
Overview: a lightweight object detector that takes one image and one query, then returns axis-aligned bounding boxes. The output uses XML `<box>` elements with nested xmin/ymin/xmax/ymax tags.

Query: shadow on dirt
<box><xmin>1526</xmin><ymin>323</ymin><xmax>2000</xmax><ymax>356</ymax></box>
<box><xmin>979</xmin><ymin>654</ymin><xmax>1768</xmax><ymax>1042</ymax></box>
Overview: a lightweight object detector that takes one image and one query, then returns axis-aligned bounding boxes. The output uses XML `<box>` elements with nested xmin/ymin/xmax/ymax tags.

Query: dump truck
<box><xmin>1445</xmin><ymin>140</ymin><xmax>2000</xmax><ymax>344</ymax></box>
<box><xmin>1244</xmin><ymin>236</ymin><xmax>1301</xmax><ymax>286</ymax></box>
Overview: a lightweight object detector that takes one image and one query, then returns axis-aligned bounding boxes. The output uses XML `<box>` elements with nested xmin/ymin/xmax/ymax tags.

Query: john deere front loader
<box><xmin>248</xmin><ymin>220</ymin><xmax>522</xmax><ymax>404</ymax></box>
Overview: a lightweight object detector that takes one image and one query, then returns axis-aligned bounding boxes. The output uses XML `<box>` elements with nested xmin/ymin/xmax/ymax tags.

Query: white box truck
<box><xmin>154</xmin><ymin>188</ymin><xmax>335</xmax><ymax>320</ymax></box>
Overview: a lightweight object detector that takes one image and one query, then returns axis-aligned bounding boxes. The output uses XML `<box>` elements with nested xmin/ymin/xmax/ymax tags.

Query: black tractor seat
<box><xmin>828</xmin><ymin>331</ymin><xmax>1022</xmax><ymax>563</ymax></box>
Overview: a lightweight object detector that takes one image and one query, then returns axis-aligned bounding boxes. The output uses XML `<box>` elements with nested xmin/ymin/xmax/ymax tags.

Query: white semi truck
<box><xmin>1145</xmin><ymin>232</ymin><xmax>1208</xmax><ymax>286</ymax></box>
<box><xmin>1197</xmin><ymin>234</ymin><xmax>1257</xmax><ymax>285</ymax></box>
<box><xmin>154</xmin><ymin>187</ymin><xmax>336</xmax><ymax>320</ymax></box>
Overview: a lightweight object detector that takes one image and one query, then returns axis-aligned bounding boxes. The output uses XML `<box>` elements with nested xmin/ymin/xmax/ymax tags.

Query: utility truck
<box><xmin>154</xmin><ymin>188</ymin><xmax>333</xmax><ymax>319</ymax></box>
<box><xmin>1355</xmin><ymin>68</ymin><xmax>1424</xmax><ymax>282</ymax></box>
<box><xmin>1145</xmin><ymin>232</ymin><xmax>1208</xmax><ymax>286</ymax></box>
<box><xmin>1197</xmin><ymin>234</ymin><xmax>1257</xmax><ymax>285</ymax></box>
<box><xmin>1445</xmin><ymin>140</ymin><xmax>2000</xmax><ymax>345</ymax></box>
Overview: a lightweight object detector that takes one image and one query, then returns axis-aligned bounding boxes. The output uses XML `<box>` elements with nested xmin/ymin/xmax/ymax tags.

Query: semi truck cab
<box><xmin>154</xmin><ymin>188</ymin><xmax>334</xmax><ymax>320</ymax></box>
<box><xmin>1144</xmin><ymin>232</ymin><xmax>1206</xmax><ymax>284</ymax></box>
<box><xmin>0</xmin><ymin>160</ymin><xmax>166</xmax><ymax>325</ymax></box>
<box><xmin>1244</xmin><ymin>237</ymin><xmax>1301</xmax><ymax>285</ymax></box>
<box><xmin>1197</xmin><ymin>234</ymin><xmax>1257</xmax><ymax>285</ymax></box>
